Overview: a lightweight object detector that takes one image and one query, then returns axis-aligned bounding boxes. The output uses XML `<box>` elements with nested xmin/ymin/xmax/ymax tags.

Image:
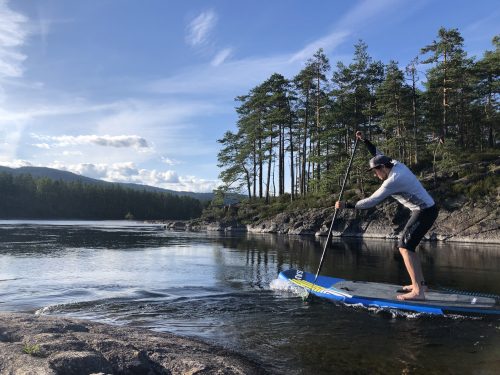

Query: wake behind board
<box><xmin>279</xmin><ymin>269</ymin><xmax>500</xmax><ymax>316</ymax></box>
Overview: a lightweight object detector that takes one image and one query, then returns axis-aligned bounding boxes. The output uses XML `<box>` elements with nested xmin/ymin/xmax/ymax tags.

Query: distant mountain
<box><xmin>0</xmin><ymin>165</ymin><xmax>214</xmax><ymax>201</ymax></box>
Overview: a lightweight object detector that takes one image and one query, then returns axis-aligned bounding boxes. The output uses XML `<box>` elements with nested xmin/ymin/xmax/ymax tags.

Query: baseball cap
<box><xmin>367</xmin><ymin>155</ymin><xmax>393</xmax><ymax>171</ymax></box>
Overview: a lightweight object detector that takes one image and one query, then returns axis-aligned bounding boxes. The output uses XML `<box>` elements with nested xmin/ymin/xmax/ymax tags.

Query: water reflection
<box><xmin>213</xmin><ymin>232</ymin><xmax>500</xmax><ymax>295</ymax></box>
<box><xmin>0</xmin><ymin>222</ymin><xmax>499</xmax><ymax>375</ymax></box>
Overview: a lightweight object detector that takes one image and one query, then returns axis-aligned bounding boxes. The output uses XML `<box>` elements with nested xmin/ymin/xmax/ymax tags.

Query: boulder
<box><xmin>0</xmin><ymin>312</ymin><xmax>267</xmax><ymax>375</ymax></box>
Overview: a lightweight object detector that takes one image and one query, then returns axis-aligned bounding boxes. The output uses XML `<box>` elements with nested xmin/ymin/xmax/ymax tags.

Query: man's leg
<box><xmin>396</xmin><ymin>206</ymin><xmax>439</xmax><ymax>299</ymax></box>
<box><xmin>397</xmin><ymin>247</ymin><xmax>425</xmax><ymax>300</ymax></box>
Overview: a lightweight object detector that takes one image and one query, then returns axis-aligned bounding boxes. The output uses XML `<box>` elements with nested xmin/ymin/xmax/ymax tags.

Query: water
<box><xmin>0</xmin><ymin>221</ymin><xmax>499</xmax><ymax>374</ymax></box>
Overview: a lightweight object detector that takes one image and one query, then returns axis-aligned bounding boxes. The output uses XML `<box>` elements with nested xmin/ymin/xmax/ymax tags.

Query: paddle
<box><xmin>304</xmin><ymin>135</ymin><xmax>359</xmax><ymax>301</ymax></box>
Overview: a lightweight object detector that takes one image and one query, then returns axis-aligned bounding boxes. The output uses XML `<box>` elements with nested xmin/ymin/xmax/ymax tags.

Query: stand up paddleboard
<box><xmin>279</xmin><ymin>269</ymin><xmax>500</xmax><ymax>316</ymax></box>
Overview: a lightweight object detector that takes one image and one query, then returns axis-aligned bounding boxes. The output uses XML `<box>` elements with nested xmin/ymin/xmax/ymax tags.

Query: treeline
<box><xmin>217</xmin><ymin>28</ymin><xmax>499</xmax><ymax>201</ymax></box>
<box><xmin>0</xmin><ymin>173</ymin><xmax>203</xmax><ymax>220</ymax></box>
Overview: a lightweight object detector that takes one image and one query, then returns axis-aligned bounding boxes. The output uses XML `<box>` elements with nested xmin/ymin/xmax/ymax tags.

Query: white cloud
<box><xmin>186</xmin><ymin>10</ymin><xmax>217</xmax><ymax>47</ymax></box>
<box><xmin>50</xmin><ymin>161</ymin><xmax>139</xmax><ymax>181</ymax></box>
<box><xmin>62</xmin><ymin>150</ymin><xmax>83</xmax><ymax>156</ymax></box>
<box><xmin>161</xmin><ymin>156</ymin><xmax>181</xmax><ymax>166</ymax></box>
<box><xmin>90</xmin><ymin>100</ymin><xmax>222</xmax><ymax>158</ymax></box>
<box><xmin>32</xmin><ymin>143</ymin><xmax>51</xmax><ymax>149</ymax></box>
<box><xmin>66</xmin><ymin>163</ymin><xmax>112</xmax><ymax>179</ymax></box>
<box><xmin>0</xmin><ymin>159</ymin><xmax>32</xmax><ymax>168</ymax></box>
<box><xmin>46</xmin><ymin>161</ymin><xmax>217</xmax><ymax>192</ymax></box>
<box><xmin>291</xmin><ymin>0</ymin><xmax>406</xmax><ymax>63</ymax></box>
<box><xmin>177</xmin><ymin>175</ymin><xmax>219</xmax><ymax>193</ymax></box>
<box><xmin>138</xmin><ymin>168</ymin><xmax>179</xmax><ymax>184</ymax></box>
<box><xmin>335</xmin><ymin>0</ymin><xmax>407</xmax><ymax>32</ymax></box>
<box><xmin>0</xmin><ymin>101</ymin><xmax>124</xmax><ymax>122</ymax></box>
<box><xmin>93</xmin><ymin>100</ymin><xmax>215</xmax><ymax>132</ymax></box>
<box><xmin>31</xmin><ymin>134</ymin><xmax>150</xmax><ymax>149</ymax></box>
<box><xmin>0</xmin><ymin>0</ymin><xmax>29</xmax><ymax>78</ymax></box>
<box><xmin>0</xmin><ymin>98</ymin><xmax>219</xmax><ymax>176</ymax></box>
<box><xmin>148</xmin><ymin>54</ymin><xmax>294</xmax><ymax>95</ymax></box>
<box><xmin>211</xmin><ymin>48</ymin><xmax>232</xmax><ymax>66</ymax></box>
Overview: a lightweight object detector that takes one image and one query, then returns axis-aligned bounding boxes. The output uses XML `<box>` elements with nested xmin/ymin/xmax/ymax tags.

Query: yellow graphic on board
<box><xmin>290</xmin><ymin>278</ymin><xmax>351</xmax><ymax>298</ymax></box>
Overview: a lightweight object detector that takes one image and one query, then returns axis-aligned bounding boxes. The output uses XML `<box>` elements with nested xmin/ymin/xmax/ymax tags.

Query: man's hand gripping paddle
<box><xmin>303</xmin><ymin>135</ymin><xmax>359</xmax><ymax>302</ymax></box>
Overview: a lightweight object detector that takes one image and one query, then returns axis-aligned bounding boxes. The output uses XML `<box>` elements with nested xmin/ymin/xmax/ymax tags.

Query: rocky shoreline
<box><xmin>156</xmin><ymin>198</ymin><xmax>500</xmax><ymax>244</ymax></box>
<box><xmin>0</xmin><ymin>312</ymin><xmax>268</xmax><ymax>375</ymax></box>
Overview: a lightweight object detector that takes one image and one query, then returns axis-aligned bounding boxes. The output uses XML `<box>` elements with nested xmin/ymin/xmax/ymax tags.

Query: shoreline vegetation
<box><xmin>0</xmin><ymin>172</ymin><xmax>204</xmax><ymax>221</ymax></box>
<box><xmin>152</xmin><ymin>192</ymin><xmax>500</xmax><ymax>244</ymax></box>
<box><xmin>153</xmin><ymin>156</ymin><xmax>500</xmax><ymax>244</ymax></box>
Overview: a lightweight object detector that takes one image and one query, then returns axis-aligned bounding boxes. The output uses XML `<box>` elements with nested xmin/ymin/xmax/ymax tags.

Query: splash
<box><xmin>347</xmin><ymin>303</ymin><xmax>483</xmax><ymax>320</ymax></box>
<box><xmin>269</xmin><ymin>278</ymin><xmax>309</xmax><ymax>299</ymax></box>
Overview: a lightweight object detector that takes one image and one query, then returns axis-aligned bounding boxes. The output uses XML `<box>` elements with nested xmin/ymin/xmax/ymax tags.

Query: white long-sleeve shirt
<box><xmin>354</xmin><ymin>138</ymin><xmax>434</xmax><ymax>211</ymax></box>
<box><xmin>355</xmin><ymin>160</ymin><xmax>435</xmax><ymax>211</ymax></box>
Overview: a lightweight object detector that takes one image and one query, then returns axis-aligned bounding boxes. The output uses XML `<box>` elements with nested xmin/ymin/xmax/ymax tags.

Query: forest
<box><xmin>217</xmin><ymin>28</ymin><xmax>499</xmax><ymax>202</ymax></box>
<box><xmin>0</xmin><ymin>173</ymin><xmax>203</xmax><ymax>220</ymax></box>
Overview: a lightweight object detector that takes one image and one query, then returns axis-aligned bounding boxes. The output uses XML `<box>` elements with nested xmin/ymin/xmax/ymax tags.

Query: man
<box><xmin>335</xmin><ymin>131</ymin><xmax>439</xmax><ymax>300</ymax></box>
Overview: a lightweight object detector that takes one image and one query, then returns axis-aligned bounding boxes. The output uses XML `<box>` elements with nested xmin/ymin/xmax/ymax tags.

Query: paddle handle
<box><xmin>307</xmin><ymin>137</ymin><xmax>359</xmax><ymax>296</ymax></box>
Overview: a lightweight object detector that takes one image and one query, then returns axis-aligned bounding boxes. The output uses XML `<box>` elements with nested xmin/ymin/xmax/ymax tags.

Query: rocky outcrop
<box><xmin>180</xmin><ymin>198</ymin><xmax>500</xmax><ymax>244</ymax></box>
<box><xmin>433</xmin><ymin>200</ymin><xmax>499</xmax><ymax>243</ymax></box>
<box><xmin>0</xmin><ymin>312</ymin><xmax>267</xmax><ymax>375</ymax></box>
<box><xmin>247</xmin><ymin>208</ymin><xmax>331</xmax><ymax>236</ymax></box>
<box><xmin>249</xmin><ymin>199</ymin><xmax>499</xmax><ymax>243</ymax></box>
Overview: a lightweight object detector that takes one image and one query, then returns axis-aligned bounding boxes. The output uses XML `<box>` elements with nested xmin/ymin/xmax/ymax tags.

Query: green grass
<box><xmin>23</xmin><ymin>343</ymin><xmax>42</xmax><ymax>357</ymax></box>
<box><xmin>451</xmin><ymin>175</ymin><xmax>499</xmax><ymax>200</ymax></box>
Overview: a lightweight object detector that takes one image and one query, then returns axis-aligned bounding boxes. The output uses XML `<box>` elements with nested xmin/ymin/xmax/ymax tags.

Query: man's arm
<box><xmin>354</xmin><ymin>179</ymin><xmax>396</xmax><ymax>209</ymax></box>
<box><xmin>336</xmin><ymin>179</ymin><xmax>395</xmax><ymax>210</ymax></box>
<box><xmin>335</xmin><ymin>131</ymin><xmax>392</xmax><ymax>210</ymax></box>
<box><xmin>356</xmin><ymin>131</ymin><xmax>382</xmax><ymax>157</ymax></box>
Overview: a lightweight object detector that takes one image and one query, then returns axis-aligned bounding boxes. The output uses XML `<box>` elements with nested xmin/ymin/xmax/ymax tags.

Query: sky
<box><xmin>0</xmin><ymin>0</ymin><xmax>498</xmax><ymax>192</ymax></box>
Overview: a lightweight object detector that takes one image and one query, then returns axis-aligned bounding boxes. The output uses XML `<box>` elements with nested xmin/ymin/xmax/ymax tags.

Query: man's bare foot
<box><xmin>399</xmin><ymin>284</ymin><xmax>428</xmax><ymax>292</ymax></box>
<box><xmin>396</xmin><ymin>290</ymin><xmax>425</xmax><ymax>301</ymax></box>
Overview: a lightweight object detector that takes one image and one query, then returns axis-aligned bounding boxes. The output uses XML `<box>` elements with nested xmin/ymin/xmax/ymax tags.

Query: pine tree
<box><xmin>309</xmin><ymin>49</ymin><xmax>331</xmax><ymax>187</ymax></box>
<box><xmin>376</xmin><ymin>60</ymin><xmax>413</xmax><ymax>162</ymax></box>
<box><xmin>421</xmin><ymin>28</ymin><xmax>469</xmax><ymax>141</ymax></box>
<box><xmin>405</xmin><ymin>56</ymin><xmax>422</xmax><ymax>164</ymax></box>
<box><xmin>293</xmin><ymin>64</ymin><xmax>316</xmax><ymax>195</ymax></box>
<box><xmin>217</xmin><ymin>130</ymin><xmax>252</xmax><ymax>198</ymax></box>
<box><xmin>473</xmin><ymin>35</ymin><xmax>499</xmax><ymax>149</ymax></box>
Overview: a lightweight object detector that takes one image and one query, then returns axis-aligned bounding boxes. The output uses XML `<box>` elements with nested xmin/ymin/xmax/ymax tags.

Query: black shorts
<box><xmin>398</xmin><ymin>205</ymin><xmax>439</xmax><ymax>252</ymax></box>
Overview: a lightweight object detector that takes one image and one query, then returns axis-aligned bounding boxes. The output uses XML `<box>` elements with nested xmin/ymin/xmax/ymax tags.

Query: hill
<box><xmin>0</xmin><ymin>166</ymin><xmax>213</xmax><ymax>201</ymax></box>
<box><xmin>0</xmin><ymin>170</ymin><xmax>205</xmax><ymax>220</ymax></box>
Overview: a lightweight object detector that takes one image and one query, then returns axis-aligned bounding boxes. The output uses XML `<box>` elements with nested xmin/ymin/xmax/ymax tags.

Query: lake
<box><xmin>0</xmin><ymin>221</ymin><xmax>499</xmax><ymax>374</ymax></box>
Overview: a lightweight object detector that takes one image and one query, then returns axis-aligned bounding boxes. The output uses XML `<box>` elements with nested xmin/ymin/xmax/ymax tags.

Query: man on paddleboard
<box><xmin>336</xmin><ymin>131</ymin><xmax>439</xmax><ymax>301</ymax></box>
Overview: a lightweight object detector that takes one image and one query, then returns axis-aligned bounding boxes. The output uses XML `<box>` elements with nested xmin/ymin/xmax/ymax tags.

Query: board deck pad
<box><xmin>279</xmin><ymin>269</ymin><xmax>500</xmax><ymax>316</ymax></box>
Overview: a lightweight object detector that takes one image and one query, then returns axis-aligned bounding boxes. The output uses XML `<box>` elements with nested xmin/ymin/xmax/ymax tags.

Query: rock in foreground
<box><xmin>0</xmin><ymin>312</ymin><xmax>267</xmax><ymax>375</ymax></box>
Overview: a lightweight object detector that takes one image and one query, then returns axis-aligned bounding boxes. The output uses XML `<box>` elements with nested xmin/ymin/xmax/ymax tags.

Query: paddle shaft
<box><xmin>306</xmin><ymin>137</ymin><xmax>359</xmax><ymax>298</ymax></box>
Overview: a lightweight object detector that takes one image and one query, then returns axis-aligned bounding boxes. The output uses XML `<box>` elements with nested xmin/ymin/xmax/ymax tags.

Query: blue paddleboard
<box><xmin>279</xmin><ymin>269</ymin><xmax>500</xmax><ymax>316</ymax></box>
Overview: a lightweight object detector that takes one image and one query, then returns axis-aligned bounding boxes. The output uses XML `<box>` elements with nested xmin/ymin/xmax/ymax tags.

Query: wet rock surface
<box><xmin>0</xmin><ymin>312</ymin><xmax>268</xmax><ymax>375</ymax></box>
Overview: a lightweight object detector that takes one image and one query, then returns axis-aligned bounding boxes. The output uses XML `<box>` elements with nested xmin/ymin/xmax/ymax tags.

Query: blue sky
<box><xmin>0</xmin><ymin>0</ymin><xmax>498</xmax><ymax>192</ymax></box>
